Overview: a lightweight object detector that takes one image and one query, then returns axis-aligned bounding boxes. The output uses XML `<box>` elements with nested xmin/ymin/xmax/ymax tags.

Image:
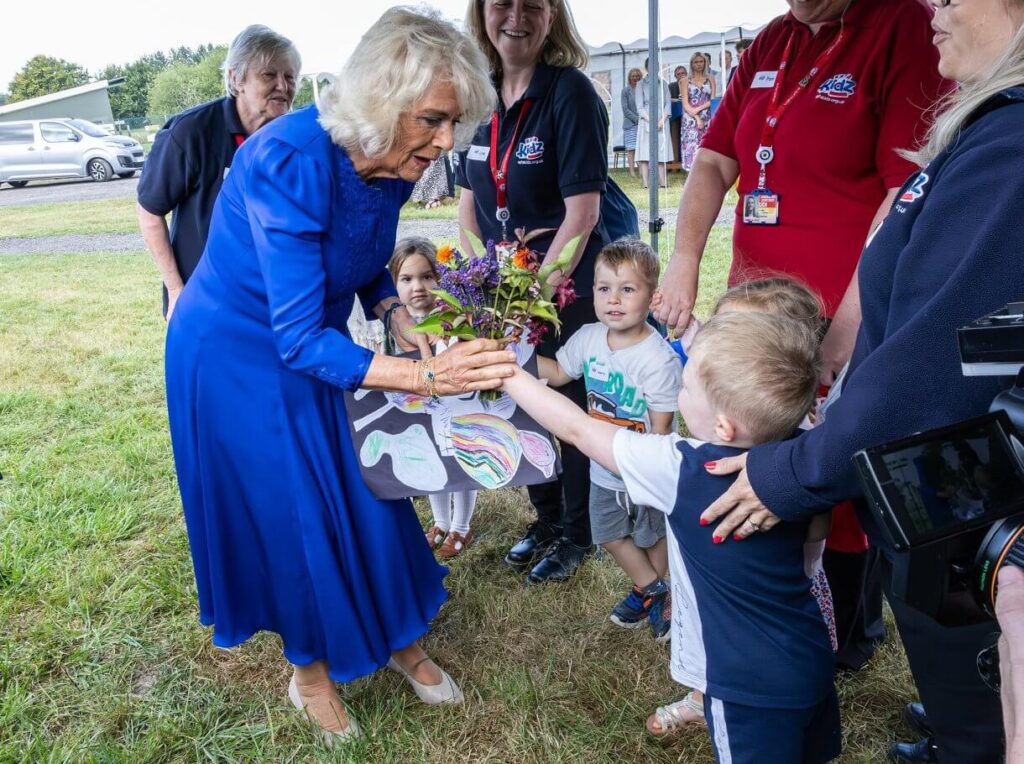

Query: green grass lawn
<box><xmin>1</xmin><ymin>198</ymin><xmax>915</xmax><ymax>762</ymax></box>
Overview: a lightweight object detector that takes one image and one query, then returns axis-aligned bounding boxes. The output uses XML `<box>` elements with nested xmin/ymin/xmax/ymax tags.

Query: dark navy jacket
<box><xmin>138</xmin><ymin>97</ymin><xmax>246</xmax><ymax>289</ymax></box>
<box><xmin>746</xmin><ymin>88</ymin><xmax>1024</xmax><ymax>547</ymax></box>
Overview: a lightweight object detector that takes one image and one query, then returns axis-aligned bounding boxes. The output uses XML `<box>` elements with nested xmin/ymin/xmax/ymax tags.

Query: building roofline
<box><xmin>0</xmin><ymin>78</ymin><xmax>122</xmax><ymax>116</ymax></box>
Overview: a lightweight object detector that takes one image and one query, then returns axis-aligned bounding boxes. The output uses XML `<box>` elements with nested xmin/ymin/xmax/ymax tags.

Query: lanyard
<box><xmin>233</xmin><ymin>133</ymin><xmax>246</xmax><ymax>147</ymax></box>
<box><xmin>490</xmin><ymin>99</ymin><xmax>534</xmax><ymax>239</ymax></box>
<box><xmin>755</xmin><ymin>25</ymin><xmax>847</xmax><ymax>189</ymax></box>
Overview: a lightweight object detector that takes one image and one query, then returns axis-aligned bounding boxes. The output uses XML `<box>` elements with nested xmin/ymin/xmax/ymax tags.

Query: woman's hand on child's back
<box><xmin>700</xmin><ymin>454</ymin><xmax>782</xmax><ymax>543</ymax></box>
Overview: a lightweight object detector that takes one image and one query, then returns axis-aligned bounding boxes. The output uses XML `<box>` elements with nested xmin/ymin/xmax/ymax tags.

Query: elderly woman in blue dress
<box><xmin>164</xmin><ymin>8</ymin><xmax>516</xmax><ymax>743</ymax></box>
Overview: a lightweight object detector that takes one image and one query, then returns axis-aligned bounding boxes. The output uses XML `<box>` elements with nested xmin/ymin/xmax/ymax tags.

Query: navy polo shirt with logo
<box><xmin>455</xmin><ymin>63</ymin><xmax>609</xmax><ymax>297</ymax></box>
<box><xmin>137</xmin><ymin>96</ymin><xmax>246</xmax><ymax>291</ymax></box>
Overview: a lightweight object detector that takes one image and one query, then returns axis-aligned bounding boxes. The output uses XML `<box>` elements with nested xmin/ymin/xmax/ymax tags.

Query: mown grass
<box><xmin>1</xmin><ymin>197</ymin><xmax>915</xmax><ymax>762</ymax></box>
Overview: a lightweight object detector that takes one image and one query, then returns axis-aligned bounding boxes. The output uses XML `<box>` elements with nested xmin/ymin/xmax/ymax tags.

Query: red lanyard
<box><xmin>755</xmin><ymin>25</ymin><xmax>847</xmax><ymax>188</ymax></box>
<box><xmin>490</xmin><ymin>99</ymin><xmax>534</xmax><ymax>234</ymax></box>
<box><xmin>233</xmin><ymin>133</ymin><xmax>246</xmax><ymax>147</ymax></box>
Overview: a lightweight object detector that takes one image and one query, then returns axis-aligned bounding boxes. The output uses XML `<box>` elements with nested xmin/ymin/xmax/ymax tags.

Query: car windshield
<box><xmin>67</xmin><ymin>119</ymin><xmax>110</xmax><ymax>138</ymax></box>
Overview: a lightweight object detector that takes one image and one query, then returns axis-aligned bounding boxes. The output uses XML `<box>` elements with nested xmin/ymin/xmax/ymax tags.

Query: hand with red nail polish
<box><xmin>698</xmin><ymin>453</ymin><xmax>782</xmax><ymax>543</ymax></box>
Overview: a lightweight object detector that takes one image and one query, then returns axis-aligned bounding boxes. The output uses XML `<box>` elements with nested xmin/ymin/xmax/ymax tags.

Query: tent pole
<box><xmin>648</xmin><ymin>0</ymin><xmax>662</xmax><ymax>256</ymax></box>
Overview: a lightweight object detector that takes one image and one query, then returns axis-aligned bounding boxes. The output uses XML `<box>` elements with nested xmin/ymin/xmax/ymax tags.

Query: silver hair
<box><xmin>223</xmin><ymin>24</ymin><xmax>301</xmax><ymax>97</ymax></box>
<box><xmin>905</xmin><ymin>8</ymin><xmax>1024</xmax><ymax>166</ymax></box>
<box><xmin>317</xmin><ymin>7</ymin><xmax>495</xmax><ymax>157</ymax></box>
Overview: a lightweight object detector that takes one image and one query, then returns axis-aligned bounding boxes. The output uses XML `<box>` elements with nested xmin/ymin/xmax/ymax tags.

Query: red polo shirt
<box><xmin>702</xmin><ymin>0</ymin><xmax>953</xmax><ymax>315</ymax></box>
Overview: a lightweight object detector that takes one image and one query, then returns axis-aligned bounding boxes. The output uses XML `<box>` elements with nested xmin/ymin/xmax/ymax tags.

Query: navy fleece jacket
<box><xmin>746</xmin><ymin>87</ymin><xmax>1024</xmax><ymax>545</ymax></box>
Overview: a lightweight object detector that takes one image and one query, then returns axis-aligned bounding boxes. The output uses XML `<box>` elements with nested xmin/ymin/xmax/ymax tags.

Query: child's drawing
<box><xmin>344</xmin><ymin>346</ymin><xmax>559</xmax><ymax>499</ymax></box>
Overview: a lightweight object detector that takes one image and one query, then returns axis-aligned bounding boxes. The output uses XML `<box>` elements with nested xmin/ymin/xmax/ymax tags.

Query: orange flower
<box><xmin>437</xmin><ymin>244</ymin><xmax>455</xmax><ymax>264</ymax></box>
<box><xmin>512</xmin><ymin>249</ymin><xmax>530</xmax><ymax>269</ymax></box>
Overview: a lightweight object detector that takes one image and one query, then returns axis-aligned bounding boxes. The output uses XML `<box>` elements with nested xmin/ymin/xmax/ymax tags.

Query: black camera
<box><xmin>854</xmin><ymin>302</ymin><xmax>1024</xmax><ymax>626</ymax></box>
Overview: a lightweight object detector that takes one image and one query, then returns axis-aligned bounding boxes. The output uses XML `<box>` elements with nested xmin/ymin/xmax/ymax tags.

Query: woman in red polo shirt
<box><xmin>650</xmin><ymin>0</ymin><xmax>953</xmax><ymax>737</ymax></box>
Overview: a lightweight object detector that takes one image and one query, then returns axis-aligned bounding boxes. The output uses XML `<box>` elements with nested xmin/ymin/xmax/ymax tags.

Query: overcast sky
<box><xmin>2</xmin><ymin>0</ymin><xmax>789</xmax><ymax>94</ymax></box>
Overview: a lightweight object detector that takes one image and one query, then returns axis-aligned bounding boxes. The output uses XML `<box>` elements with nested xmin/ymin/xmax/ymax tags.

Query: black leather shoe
<box><xmin>504</xmin><ymin>521</ymin><xmax>560</xmax><ymax>568</ymax></box>
<box><xmin>888</xmin><ymin>738</ymin><xmax>938</xmax><ymax>763</ymax></box>
<box><xmin>901</xmin><ymin>702</ymin><xmax>934</xmax><ymax>739</ymax></box>
<box><xmin>526</xmin><ymin>538</ymin><xmax>592</xmax><ymax>584</ymax></box>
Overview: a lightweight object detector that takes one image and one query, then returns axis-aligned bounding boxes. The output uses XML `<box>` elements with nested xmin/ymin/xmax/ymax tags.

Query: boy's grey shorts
<box><xmin>589</xmin><ymin>483</ymin><xmax>666</xmax><ymax>548</ymax></box>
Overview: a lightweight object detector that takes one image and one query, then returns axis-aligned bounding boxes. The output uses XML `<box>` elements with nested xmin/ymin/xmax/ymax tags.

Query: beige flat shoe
<box><xmin>387</xmin><ymin>657</ymin><xmax>464</xmax><ymax>705</ymax></box>
<box><xmin>288</xmin><ymin>675</ymin><xmax>361</xmax><ymax>745</ymax></box>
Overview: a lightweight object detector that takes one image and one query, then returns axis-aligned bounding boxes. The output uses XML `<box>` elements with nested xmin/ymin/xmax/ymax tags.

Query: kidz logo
<box><xmin>516</xmin><ymin>136</ymin><xmax>545</xmax><ymax>162</ymax></box>
<box><xmin>899</xmin><ymin>172</ymin><xmax>930</xmax><ymax>204</ymax></box>
<box><xmin>816</xmin><ymin>73</ymin><xmax>857</xmax><ymax>103</ymax></box>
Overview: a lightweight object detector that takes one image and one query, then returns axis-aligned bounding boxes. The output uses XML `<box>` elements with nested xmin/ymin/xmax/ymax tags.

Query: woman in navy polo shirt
<box><xmin>458</xmin><ymin>0</ymin><xmax>610</xmax><ymax>585</ymax></box>
<box><xmin>697</xmin><ymin>0</ymin><xmax>1024</xmax><ymax>759</ymax></box>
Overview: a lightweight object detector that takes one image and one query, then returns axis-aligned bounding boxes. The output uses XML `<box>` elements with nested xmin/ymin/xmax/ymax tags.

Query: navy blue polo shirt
<box><xmin>455</xmin><ymin>63</ymin><xmax>609</xmax><ymax>297</ymax></box>
<box><xmin>137</xmin><ymin>96</ymin><xmax>246</xmax><ymax>289</ymax></box>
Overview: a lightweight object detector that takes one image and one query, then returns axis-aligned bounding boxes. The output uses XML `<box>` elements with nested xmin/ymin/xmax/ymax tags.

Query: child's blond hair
<box><xmin>388</xmin><ymin>236</ymin><xmax>438</xmax><ymax>281</ymax></box>
<box><xmin>713</xmin><ymin>277</ymin><xmax>825</xmax><ymax>338</ymax></box>
<box><xmin>689</xmin><ymin>312</ymin><xmax>821</xmax><ymax>443</ymax></box>
<box><xmin>595</xmin><ymin>237</ymin><xmax>660</xmax><ymax>292</ymax></box>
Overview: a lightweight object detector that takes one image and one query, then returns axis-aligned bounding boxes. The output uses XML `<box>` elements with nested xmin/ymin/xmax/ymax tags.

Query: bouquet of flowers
<box><xmin>412</xmin><ymin>230</ymin><xmax>579</xmax><ymax>348</ymax></box>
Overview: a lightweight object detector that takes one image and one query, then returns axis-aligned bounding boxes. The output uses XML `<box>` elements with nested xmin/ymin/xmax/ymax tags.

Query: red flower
<box><xmin>526</xmin><ymin>317</ymin><xmax>549</xmax><ymax>344</ymax></box>
<box><xmin>554</xmin><ymin>277</ymin><xmax>576</xmax><ymax>310</ymax></box>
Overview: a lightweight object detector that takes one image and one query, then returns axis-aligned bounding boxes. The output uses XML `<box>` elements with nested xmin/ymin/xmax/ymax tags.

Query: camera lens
<box><xmin>974</xmin><ymin>517</ymin><xmax>1024</xmax><ymax>615</ymax></box>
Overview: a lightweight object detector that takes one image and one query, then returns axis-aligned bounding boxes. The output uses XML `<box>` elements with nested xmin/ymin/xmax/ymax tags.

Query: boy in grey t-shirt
<box><xmin>537</xmin><ymin>239</ymin><xmax>681</xmax><ymax>640</ymax></box>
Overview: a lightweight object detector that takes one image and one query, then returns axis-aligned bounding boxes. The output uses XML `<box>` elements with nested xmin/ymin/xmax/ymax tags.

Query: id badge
<box><xmin>742</xmin><ymin>189</ymin><xmax>780</xmax><ymax>225</ymax></box>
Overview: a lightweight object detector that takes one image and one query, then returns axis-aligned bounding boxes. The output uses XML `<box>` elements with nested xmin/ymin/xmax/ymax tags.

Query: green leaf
<box><xmin>462</xmin><ymin>228</ymin><xmax>486</xmax><ymax>257</ymax></box>
<box><xmin>431</xmin><ymin>289</ymin><xmax>465</xmax><ymax>311</ymax></box>
<box><xmin>450</xmin><ymin>325</ymin><xmax>479</xmax><ymax>339</ymax></box>
<box><xmin>530</xmin><ymin>304</ymin><xmax>558</xmax><ymax>322</ymax></box>
<box><xmin>409</xmin><ymin>315</ymin><xmax>447</xmax><ymax>334</ymax></box>
<box><xmin>537</xmin><ymin>234</ymin><xmax>581</xmax><ymax>283</ymax></box>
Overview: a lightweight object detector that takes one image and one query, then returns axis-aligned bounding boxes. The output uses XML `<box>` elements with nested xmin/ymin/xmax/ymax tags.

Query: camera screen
<box><xmin>871</xmin><ymin>416</ymin><xmax>1024</xmax><ymax>546</ymax></box>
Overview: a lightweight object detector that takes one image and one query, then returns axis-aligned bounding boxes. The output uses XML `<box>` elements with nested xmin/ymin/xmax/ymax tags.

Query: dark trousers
<box><xmin>823</xmin><ymin>546</ymin><xmax>887</xmax><ymax>670</ymax></box>
<box><xmin>528</xmin><ymin>297</ymin><xmax>597</xmax><ymax>547</ymax></box>
<box><xmin>881</xmin><ymin>554</ymin><xmax>1004</xmax><ymax>763</ymax></box>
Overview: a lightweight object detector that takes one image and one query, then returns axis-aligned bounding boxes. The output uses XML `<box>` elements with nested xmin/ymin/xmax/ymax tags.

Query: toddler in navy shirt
<box><xmin>502</xmin><ymin>311</ymin><xmax>840</xmax><ymax>764</ymax></box>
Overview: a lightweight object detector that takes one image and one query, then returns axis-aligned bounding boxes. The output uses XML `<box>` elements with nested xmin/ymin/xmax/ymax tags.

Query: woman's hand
<box><xmin>699</xmin><ymin>454</ymin><xmax>782</xmax><ymax>542</ymax></box>
<box><xmin>425</xmin><ymin>339</ymin><xmax>517</xmax><ymax>395</ymax></box>
<box><xmin>998</xmin><ymin>566</ymin><xmax>1024</xmax><ymax>758</ymax></box>
<box><xmin>695</xmin><ymin>116</ymin><xmax>705</xmax><ymax>131</ymax></box>
<box><xmin>388</xmin><ymin>304</ymin><xmax>434</xmax><ymax>358</ymax></box>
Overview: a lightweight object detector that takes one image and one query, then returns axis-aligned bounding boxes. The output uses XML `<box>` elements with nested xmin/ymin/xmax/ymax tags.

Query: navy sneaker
<box><xmin>648</xmin><ymin>582</ymin><xmax>671</xmax><ymax>643</ymax></box>
<box><xmin>610</xmin><ymin>586</ymin><xmax>650</xmax><ymax>628</ymax></box>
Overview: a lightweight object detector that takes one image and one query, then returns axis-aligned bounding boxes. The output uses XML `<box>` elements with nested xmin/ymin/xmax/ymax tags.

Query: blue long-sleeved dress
<box><xmin>165</xmin><ymin>105</ymin><xmax>448</xmax><ymax>682</ymax></box>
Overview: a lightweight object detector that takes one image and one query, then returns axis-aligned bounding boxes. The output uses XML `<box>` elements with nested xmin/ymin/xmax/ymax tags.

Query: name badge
<box><xmin>742</xmin><ymin>189</ymin><xmax>780</xmax><ymax>226</ymax></box>
<box><xmin>588</xmin><ymin>360</ymin><xmax>610</xmax><ymax>382</ymax></box>
<box><xmin>467</xmin><ymin>145</ymin><xmax>490</xmax><ymax>161</ymax></box>
<box><xmin>751</xmin><ymin>71</ymin><xmax>778</xmax><ymax>89</ymax></box>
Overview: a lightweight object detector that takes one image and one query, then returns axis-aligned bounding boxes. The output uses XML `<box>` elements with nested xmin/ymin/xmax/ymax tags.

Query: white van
<box><xmin>0</xmin><ymin>118</ymin><xmax>145</xmax><ymax>187</ymax></box>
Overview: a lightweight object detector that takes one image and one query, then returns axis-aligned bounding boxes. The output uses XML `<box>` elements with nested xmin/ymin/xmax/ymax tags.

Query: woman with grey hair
<box><xmin>137</xmin><ymin>24</ymin><xmax>300</xmax><ymax>320</ymax></box>
<box><xmin>164</xmin><ymin>7</ymin><xmax>511</xmax><ymax>744</ymax></box>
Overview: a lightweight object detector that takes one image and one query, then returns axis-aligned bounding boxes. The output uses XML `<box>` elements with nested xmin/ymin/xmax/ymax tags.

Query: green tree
<box><xmin>99</xmin><ymin>53</ymin><xmax>169</xmax><ymax>120</ymax></box>
<box><xmin>292</xmin><ymin>79</ymin><xmax>315</xmax><ymax>109</ymax></box>
<box><xmin>8</xmin><ymin>55</ymin><xmax>90</xmax><ymax>102</ymax></box>
<box><xmin>147</xmin><ymin>47</ymin><xmax>226</xmax><ymax>118</ymax></box>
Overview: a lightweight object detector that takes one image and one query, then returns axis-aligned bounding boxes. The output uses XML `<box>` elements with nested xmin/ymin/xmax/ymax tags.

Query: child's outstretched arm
<box><xmin>504</xmin><ymin>366</ymin><xmax>620</xmax><ymax>475</ymax></box>
<box><xmin>536</xmin><ymin>355</ymin><xmax>574</xmax><ymax>388</ymax></box>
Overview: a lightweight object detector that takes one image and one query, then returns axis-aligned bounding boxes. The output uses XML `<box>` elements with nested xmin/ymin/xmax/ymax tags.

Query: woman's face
<box><xmin>232</xmin><ymin>54</ymin><xmax>298</xmax><ymax>130</ymax></box>
<box><xmin>629</xmin><ymin>70</ymin><xmax>642</xmax><ymax>86</ymax></box>
<box><xmin>375</xmin><ymin>81</ymin><xmax>461</xmax><ymax>182</ymax></box>
<box><xmin>484</xmin><ymin>0</ymin><xmax>555</xmax><ymax>70</ymax></box>
<box><xmin>786</xmin><ymin>0</ymin><xmax>852</xmax><ymax>27</ymax></box>
<box><xmin>931</xmin><ymin>0</ymin><xmax>1024</xmax><ymax>83</ymax></box>
<box><xmin>691</xmin><ymin>56</ymin><xmax>705</xmax><ymax>74</ymax></box>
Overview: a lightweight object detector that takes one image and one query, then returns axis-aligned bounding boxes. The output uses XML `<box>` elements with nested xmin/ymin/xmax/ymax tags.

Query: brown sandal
<box><xmin>425</xmin><ymin>526</ymin><xmax>446</xmax><ymax>549</ymax></box>
<box><xmin>437</xmin><ymin>529</ymin><xmax>475</xmax><ymax>559</ymax></box>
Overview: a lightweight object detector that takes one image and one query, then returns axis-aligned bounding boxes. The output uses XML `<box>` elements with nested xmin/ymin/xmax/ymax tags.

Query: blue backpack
<box><xmin>602</xmin><ymin>176</ymin><xmax>640</xmax><ymax>241</ymax></box>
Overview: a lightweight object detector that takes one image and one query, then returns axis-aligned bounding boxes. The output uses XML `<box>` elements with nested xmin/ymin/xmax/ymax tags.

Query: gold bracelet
<box><xmin>420</xmin><ymin>357</ymin><xmax>439</xmax><ymax>401</ymax></box>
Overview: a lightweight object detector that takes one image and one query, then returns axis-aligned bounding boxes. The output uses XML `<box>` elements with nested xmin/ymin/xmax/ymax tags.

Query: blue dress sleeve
<box><xmin>745</xmin><ymin>110</ymin><xmax>1024</xmax><ymax>522</ymax></box>
<box><xmin>244</xmin><ymin>138</ymin><xmax>375</xmax><ymax>390</ymax></box>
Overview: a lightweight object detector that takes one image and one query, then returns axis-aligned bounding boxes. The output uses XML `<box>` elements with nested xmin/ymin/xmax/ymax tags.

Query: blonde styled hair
<box><xmin>319</xmin><ymin>7</ymin><xmax>495</xmax><ymax>157</ymax></box>
<box><xmin>689</xmin><ymin>312</ymin><xmax>821</xmax><ymax>443</ymax></box>
<box><xmin>465</xmin><ymin>0</ymin><xmax>589</xmax><ymax>75</ymax></box>
<box><xmin>907</xmin><ymin>4</ymin><xmax>1024</xmax><ymax>165</ymax></box>
<box><xmin>595</xmin><ymin>237</ymin><xmax>659</xmax><ymax>291</ymax></box>
<box><xmin>713</xmin><ymin>277</ymin><xmax>825</xmax><ymax>338</ymax></box>
<box><xmin>388</xmin><ymin>236</ymin><xmax>438</xmax><ymax>282</ymax></box>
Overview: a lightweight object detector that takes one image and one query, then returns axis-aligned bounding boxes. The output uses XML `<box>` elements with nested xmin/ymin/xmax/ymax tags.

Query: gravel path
<box><xmin>1</xmin><ymin>203</ymin><xmax>732</xmax><ymax>256</ymax></box>
<box><xmin>0</xmin><ymin>176</ymin><xmax>140</xmax><ymax>208</ymax></box>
